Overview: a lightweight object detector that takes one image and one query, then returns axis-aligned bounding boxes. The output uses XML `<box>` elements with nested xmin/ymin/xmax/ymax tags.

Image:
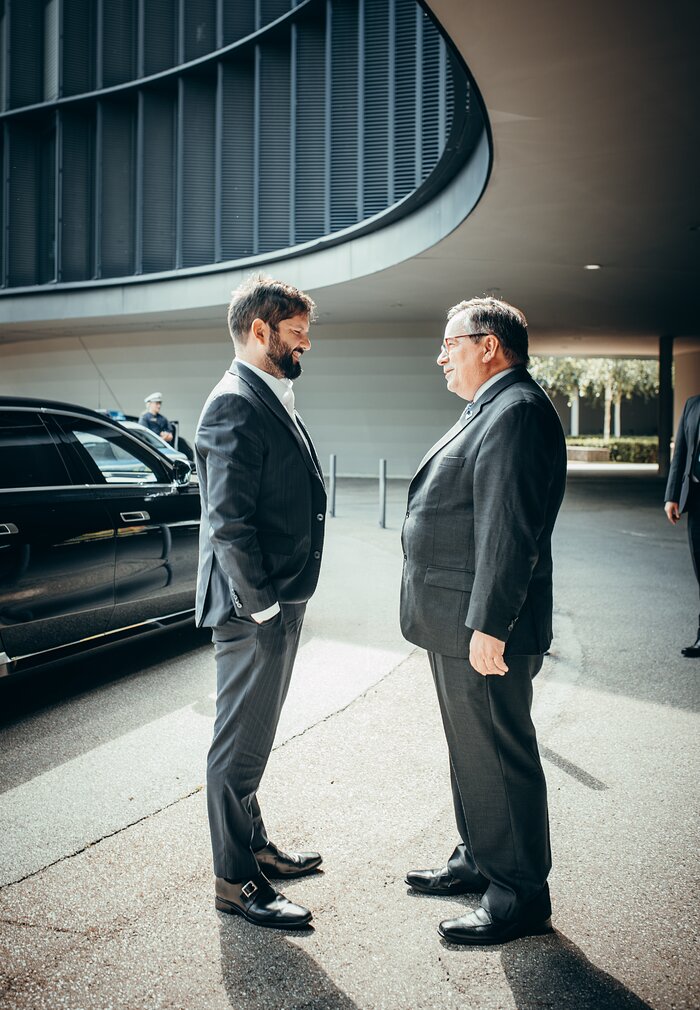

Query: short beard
<box><xmin>266</xmin><ymin>327</ymin><xmax>302</xmax><ymax>380</ymax></box>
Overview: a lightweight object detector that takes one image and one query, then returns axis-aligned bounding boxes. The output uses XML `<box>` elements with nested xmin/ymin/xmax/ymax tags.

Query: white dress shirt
<box><xmin>236</xmin><ymin>361</ymin><xmax>295</xmax><ymax>623</ymax></box>
<box><xmin>472</xmin><ymin>366</ymin><xmax>517</xmax><ymax>402</ymax></box>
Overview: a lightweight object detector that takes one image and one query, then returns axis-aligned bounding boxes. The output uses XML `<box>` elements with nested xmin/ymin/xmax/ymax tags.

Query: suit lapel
<box><xmin>412</xmin><ymin>367</ymin><xmax>531</xmax><ymax>479</ymax></box>
<box><xmin>232</xmin><ymin>361</ymin><xmax>323</xmax><ymax>485</ymax></box>
<box><xmin>414</xmin><ymin>403</ymin><xmax>483</xmax><ymax>475</ymax></box>
<box><xmin>295</xmin><ymin>411</ymin><xmax>325</xmax><ymax>486</ymax></box>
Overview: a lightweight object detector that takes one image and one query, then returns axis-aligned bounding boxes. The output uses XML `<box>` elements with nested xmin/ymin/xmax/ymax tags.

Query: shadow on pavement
<box><xmin>219</xmin><ymin>917</ymin><xmax>359</xmax><ymax>1010</ymax></box>
<box><xmin>501</xmin><ymin>930</ymin><xmax>653</xmax><ymax>1009</ymax></box>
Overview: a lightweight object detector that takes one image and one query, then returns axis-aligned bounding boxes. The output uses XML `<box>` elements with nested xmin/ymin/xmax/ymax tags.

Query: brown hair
<box><xmin>227</xmin><ymin>273</ymin><xmax>316</xmax><ymax>344</ymax></box>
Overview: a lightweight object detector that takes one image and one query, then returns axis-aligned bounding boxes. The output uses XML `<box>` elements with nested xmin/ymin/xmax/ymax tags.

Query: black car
<box><xmin>0</xmin><ymin>398</ymin><xmax>201</xmax><ymax>679</ymax></box>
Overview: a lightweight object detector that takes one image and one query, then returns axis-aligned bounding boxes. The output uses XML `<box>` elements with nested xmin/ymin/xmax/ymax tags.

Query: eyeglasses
<box><xmin>440</xmin><ymin>332</ymin><xmax>489</xmax><ymax>356</ymax></box>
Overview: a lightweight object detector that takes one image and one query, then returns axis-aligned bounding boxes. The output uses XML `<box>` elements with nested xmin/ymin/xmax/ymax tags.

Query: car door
<box><xmin>0</xmin><ymin>408</ymin><xmax>116</xmax><ymax>664</ymax></box>
<box><xmin>53</xmin><ymin>414</ymin><xmax>200</xmax><ymax>631</ymax></box>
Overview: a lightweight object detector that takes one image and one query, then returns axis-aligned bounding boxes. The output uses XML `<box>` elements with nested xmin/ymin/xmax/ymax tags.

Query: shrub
<box><xmin>565</xmin><ymin>436</ymin><xmax>658</xmax><ymax>463</ymax></box>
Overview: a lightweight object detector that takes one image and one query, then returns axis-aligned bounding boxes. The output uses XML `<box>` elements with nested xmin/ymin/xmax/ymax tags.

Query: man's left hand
<box><xmin>469</xmin><ymin>630</ymin><xmax>509</xmax><ymax>677</ymax></box>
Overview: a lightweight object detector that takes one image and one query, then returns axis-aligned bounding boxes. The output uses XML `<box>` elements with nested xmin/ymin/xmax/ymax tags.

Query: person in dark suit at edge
<box><xmin>664</xmin><ymin>394</ymin><xmax>700</xmax><ymax>656</ymax></box>
<box><xmin>400</xmin><ymin>296</ymin><xmax>567</xmax><ymax>945</ymax></box>
<box><xmin>195</xmin><ymin>275</ymin><xmax>327</xmax><ymax>930</ymax></box>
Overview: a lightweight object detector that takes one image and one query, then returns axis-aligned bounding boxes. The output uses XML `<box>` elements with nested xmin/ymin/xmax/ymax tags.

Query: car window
<box><xmin>60</xmin><ymin>418</ymin><xmax>168</xmax><ymax>485</ymax></box>
<box><xmin>0</xmin><ymin>411</ymin><xmax>72</xmax><ymax>490</ymax></box>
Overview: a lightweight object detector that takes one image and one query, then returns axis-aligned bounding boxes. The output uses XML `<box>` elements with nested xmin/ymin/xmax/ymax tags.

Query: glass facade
<box><xmin>0</xmin><ymin>0</ymin><xmax>484</xmax><ymax>290</ymax></box>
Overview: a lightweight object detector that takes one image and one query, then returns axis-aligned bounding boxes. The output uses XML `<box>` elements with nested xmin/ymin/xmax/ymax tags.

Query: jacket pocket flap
<box><xmin>258</xmin><ymin>531</ymin><xmax>295</xmax><ymax>556</ymax></box>
<box><xmin>424</xmin><ymin>566</ymin><xmax>474</xmax><ymax>591</ymax></box>
<box><xmin>439</xmin><ymin>455</ymin><xmax>465</xmax><ymax>468</ymax></box>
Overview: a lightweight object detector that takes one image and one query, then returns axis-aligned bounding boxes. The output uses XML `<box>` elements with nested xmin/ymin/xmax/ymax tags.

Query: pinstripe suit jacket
<box><xmin>194</xmin><ymin>361</ymin><xmax>326</xmax><ymax>627</ymax></box>
<box><xmin>400</xmin><ymin>367</ymin><xmax>567</xmax><ymax>659</ymax></box>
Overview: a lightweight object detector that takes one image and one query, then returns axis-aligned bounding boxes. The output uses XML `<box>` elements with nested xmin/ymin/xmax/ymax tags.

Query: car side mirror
<box><xmin>173</xmin><ymin>459</ymin><xmax>192</xmax><ymax>486</ymax></box>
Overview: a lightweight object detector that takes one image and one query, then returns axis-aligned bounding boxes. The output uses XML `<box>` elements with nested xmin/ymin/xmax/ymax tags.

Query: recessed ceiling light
<box><xmin>584</xmin><ymin>264</ymin><xmax>602</xmax><ymax>270</ymax></box>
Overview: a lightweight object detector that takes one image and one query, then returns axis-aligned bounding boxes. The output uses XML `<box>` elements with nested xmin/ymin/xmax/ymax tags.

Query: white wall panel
<box><xmin>0</xmin><ymin>320</ymin><xmax>466</xmax><ymax>476</ymax></box>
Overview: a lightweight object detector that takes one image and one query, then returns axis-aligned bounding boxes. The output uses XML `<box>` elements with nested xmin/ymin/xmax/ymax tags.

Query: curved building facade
<box><xmin>0</xmin><ymin>0</ymin><xmax>485</xmax><ymax>292</ymax></box>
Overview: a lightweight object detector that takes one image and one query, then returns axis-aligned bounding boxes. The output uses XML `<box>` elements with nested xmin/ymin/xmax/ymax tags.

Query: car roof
<box><xmin>0</xmin><ymin>396</ymin><xmax>120</xmax><ymax>423</ymax></box>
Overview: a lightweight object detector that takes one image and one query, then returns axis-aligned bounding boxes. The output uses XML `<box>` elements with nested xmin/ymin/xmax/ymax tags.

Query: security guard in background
<box><xmin>139</xmin><ymin>392</ymin><xmax>174</xmax><ymax>443</ymax></box>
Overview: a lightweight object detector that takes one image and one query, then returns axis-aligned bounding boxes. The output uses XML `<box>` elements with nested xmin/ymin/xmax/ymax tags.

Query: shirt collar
<box><xmin>237</xmin><ymin>360</ymin><xmax>294</xmax><ymax>407</ymax></box>
<box><xmin>472</xmin><ymin>366</ymin><xmax>517</xmax><ymax>403</ymax></box>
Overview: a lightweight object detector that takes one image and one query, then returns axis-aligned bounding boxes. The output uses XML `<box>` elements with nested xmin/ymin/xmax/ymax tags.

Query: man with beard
<box><xmin>195</xmin><ymin>275</ymin><xmax>326</xmax><ymax>929</ymax></box>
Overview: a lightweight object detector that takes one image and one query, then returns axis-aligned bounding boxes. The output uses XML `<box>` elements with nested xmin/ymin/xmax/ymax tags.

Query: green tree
<box><xmin>581</xmin><ymin>358</ymin><xmax>658</xmax><ymax>439</ymax></box>
<box><xmin>529</xmin><ymin>356</ymin><xmax>587</xmax><ymax>435</ymax></box>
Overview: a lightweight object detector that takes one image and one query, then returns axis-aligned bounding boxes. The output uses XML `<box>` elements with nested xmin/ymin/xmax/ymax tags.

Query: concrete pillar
<box><xmin>570</xmin><ymin>392</ymin><xmax>580</xmax><ymax>436</ymax></box>
<box><xmin>658</xmin><ymin>336</ymin><xmax>674</xmax><ymax>479</ymax></box>
<box><xmin>673</xmin><ymin>344</ymin><xmax>700</xmax><ymax>431</ymax></box>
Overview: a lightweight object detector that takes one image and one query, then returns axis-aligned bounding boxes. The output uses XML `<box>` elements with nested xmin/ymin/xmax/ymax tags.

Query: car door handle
<box><xmin>0</xmin><ymin>523</ymin><xmax>19</xmax><ymax>535</ymax></box>
<box><xmin>120</xmin><ymin>511</ymin><xmax>150</xmax><ymax>523</ymax></box>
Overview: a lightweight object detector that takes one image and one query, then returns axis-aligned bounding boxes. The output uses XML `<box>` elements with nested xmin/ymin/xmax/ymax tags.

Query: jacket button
<box><xmin>405</xmin><ymin>510</ymin><xmax>410</xmax><ymax>518</ymax></box>
<box><xmin>403</xmin><ymin>554</ymin><xmax>407</xmax><ymax>561</ymax></box>
<box><xmin>313</xmin><ymin>551</ymin><xmax>321</xmax><ymax>559</ymax></box>
<box><xmin>317</xmin><ymin>513</ymin><xmax>324</xmax><ymax>521</ymax></box>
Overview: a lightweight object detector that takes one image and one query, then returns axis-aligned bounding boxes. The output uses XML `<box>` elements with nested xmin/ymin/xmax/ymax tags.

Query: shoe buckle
<box><xmin>241</xmin><ymin>880</ymin><xmax>258</xmax><ymax>900</ymax></box>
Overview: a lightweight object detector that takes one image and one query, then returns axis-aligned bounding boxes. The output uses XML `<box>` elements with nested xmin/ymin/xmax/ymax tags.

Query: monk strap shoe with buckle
<box><xmin>214</xmin><ymin>874</ymin><xmax>312</xmax><ymax>930</ymax></box>
<box><xmin>254</xmin><ymin>841</ymin><xmax>323</xmax><ymax>879</ymax></box>
<box><xmin>405</xmin><ymin>866</ymin><xmax>486</xmax><ymax>896</ymax></box>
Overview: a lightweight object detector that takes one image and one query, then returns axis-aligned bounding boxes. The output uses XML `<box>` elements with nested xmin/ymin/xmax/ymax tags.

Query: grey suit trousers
<box><xmin>428</xmin><ymin>651</ymin><xmax>551</xmax><ymax>922</ymax></box>
<box><xmin>207</xmin><ymin>602</ymin><xmax>305</xmax><ymax>881</ymax></box>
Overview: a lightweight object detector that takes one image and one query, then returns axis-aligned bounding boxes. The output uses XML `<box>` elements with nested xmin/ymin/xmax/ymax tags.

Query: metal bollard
<box><xmin>329</xmin><ymin>454</ymin><xmax>337</xmax><ymax>517</ymax></box>
<box><xmin>379</xmin><ymin>458</ymin><xmax>387</xmax><ymax>528</ymax></box>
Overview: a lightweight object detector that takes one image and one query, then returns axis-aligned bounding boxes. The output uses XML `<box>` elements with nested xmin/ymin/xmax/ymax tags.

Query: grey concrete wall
<box><xmin>0</xmin><ymin>322</ymin><xmax>462</xmax><ymax>477</ymax></box>
<box><xmin>3</xmin><ymin>325</ymin><xmax>685</xmax><ymax>474</ymax></box>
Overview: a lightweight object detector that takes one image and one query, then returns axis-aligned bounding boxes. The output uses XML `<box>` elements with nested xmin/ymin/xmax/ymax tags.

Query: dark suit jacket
<box><xmin>665</xmin><ymin>395</ymin><xmax>700</xmax><ymax>513</ymax></box>
<box><xmin>195</xmin><ymin>361</ymin><xmax>326</xmax><ymax>627</ymax></box>
<box><xmin>400</xmin><ymin>367</ymin><xmax>567</xmax><ymax>659</ymax></box>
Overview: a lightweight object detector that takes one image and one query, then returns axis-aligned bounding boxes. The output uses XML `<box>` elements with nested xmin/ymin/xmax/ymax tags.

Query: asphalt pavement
<box><xmin>0</xmin><ymin>470</ymin><xmax>698</xmax><ymax>1010</ymax></box>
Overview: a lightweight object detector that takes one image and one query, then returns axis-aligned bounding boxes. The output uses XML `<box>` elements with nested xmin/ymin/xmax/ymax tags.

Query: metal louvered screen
<box><xmin>43</xmin><ymin>0</ymin><xmax>59</xmax><ymax>102</ymax></box>
<box><xmin>63</xmin><ymin>0</ymin><xmax>95</xmax><ymax>96</ymax></box>
<box><xmin>257</xmin><ymin>38</ymin><xmax>291</xmax><ymax>253</ymax></box>
<box><xmin>142</xmin><ymin>90</ymin><xmax>175</xmax><ymax>272</ymax></box>
<box><xmin>9</xmin><ymin>0</ymin><xmax>43</xmax><ymax>109</ymax></box>
<box><xmin>420</xmin><ymin>14</ymin><xmax>442</xmax><ymax>183</ymax></box>
<box><xmin>294</xmin><ymin>20</ymin><xmax>325</xmax><ymax>243</ymax></box>
<box><xmin>184</xmin><ymin>0</ymin><xmax>216</xmax><ymax>61</ymax></box>
<box><xmin>100</xmin><ymin>101</ymin><xmax>135</xmax><ymax>277</ymax></box>
<box><xmin>38</xmin><ymin>122</ymin><xmax>56</xmax><ymax>282</ymax></box>
<box><xmin>180</xmin><ymin>76</ymin><xmax>215</xmax><ymax>267</ymax></box>
<box><xmin>223</xmin><ymin>5</ymin><xmax>255</xmax><ymax>45</ymax></box>
<box><xmin>363</xmin><ymin>0</ymin><xmax>389</xmax><ymax>216</ymax></box>
<box><xmin>1</xmin><ymin>0</ymin><xmax>478</xmax><ymax>291</ymax></box>
<box><xmin>220</xmin><ymin>60</ymin><xmax>255</xmax><ymax>259</ymax></box>
<box><xmin>144</xmin><ymin>0</ymin><xmax>177</xmax><ymax>76</ymax></box>
<box><xmin>7</xmin><ymin>124</ymin><xmax>39</xmax><ymax>285</ymax></box>
<box><xmin>260</xmin><ymin>1</ymin><xmax>291</xmax><ymax>27</ymax></box>
<box><xmin>61</xmin><ymin>110</ymin><xmax>93</xmax><ymax>281</ymax></box>
<box><xmin>102</xmin><ymin>0</ymin><xmax>136</xmax><ymax>88</ymax></box>
<box><xmin>393</xmin><ymin>0</ymin><xmax>416</xmax><ymax>200</ymax></box>
<box><xmin>329</xmin><ymin>0</ymin><xmax>358</xmax><ymax>232</ymax></box>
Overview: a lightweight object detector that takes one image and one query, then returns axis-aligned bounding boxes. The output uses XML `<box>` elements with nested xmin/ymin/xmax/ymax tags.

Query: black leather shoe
<box><xmin>681</xmin><ymin>638</ymin><xmax>700</xmax><ymax>657</ymax></box>
<box><xmin>215</xmin><ymin>875</ymin><xmax>312</xmax><ymax>929</ymax></box>
<box><xmin>405</xmin><ymin>866</ymin><xmax>485</xmax><ymax>896</ymax></box>
<box><xmin>438</xmin><ymin>905</ymin><xmax>552</xmax><ymax>945</ymax></box>
<box><xmin>254</xmin><ymin>840</ymin><xmax>323</xmax><ymax>879</ymax></box>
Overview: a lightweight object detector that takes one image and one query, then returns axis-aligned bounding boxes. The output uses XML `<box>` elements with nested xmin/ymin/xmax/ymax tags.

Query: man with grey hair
<box><xmin>195</xmin><ymin>275</ymin><xmax>326</xmax><ymax>930</ymax></box>
<box><xmin>401</xmin><ymin>296</ymin><xmax>567</xmax><ymax>945</ymax></box>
